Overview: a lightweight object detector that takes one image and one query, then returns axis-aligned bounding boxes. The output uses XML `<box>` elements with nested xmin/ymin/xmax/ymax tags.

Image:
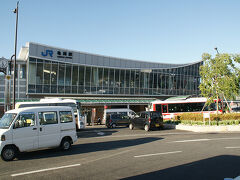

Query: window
<box><xmin>119</xmin><ymin>112</ymin><xmax>127</xmax><ymax>116</ymax></box>
<box><xmin>59</xmin><ymin>111</ymin><xmax>73</xmax><ymax>123</ymax></box>
<box><xmin>140</xmin><ymin>113</ymin><xmax>147</xmax><ymax>118</ymax></box>
<box><xmin>39</xmin><ymin>112</ymin><xmax>58</xmax><ymax>125</ymax></box>
<box><xmin>15</xmin><ymin>112</ymin><xmax>35</xmax><ymax>128</ymax></box>
<box><xmin>0</xmin><ymin>113</ymin><xmax>17</xmax><ymax>129</ymax></box>
<box><xmin>162</xmin><ymin>105</ymin><xmax>168</xmax><ymax>113</ymax></box>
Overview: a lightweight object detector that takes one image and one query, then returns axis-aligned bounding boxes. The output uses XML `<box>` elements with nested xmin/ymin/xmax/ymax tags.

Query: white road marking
<box><xmin>94</xmin><ymin>132</ymin><xmax>196</xmax><ymax>139</ymax></box>
<box><xmin>134</xmin><ymin>151</ymin><xmax>182</xmax><ymax>158</ymax></box>
<box><xmin>97</xmin><ymin>132</ymin><xmax>105</xmax><ymax>135</ymax></box>
<box><xmin>86</xmin><ymin>149</ymin><xmax>134</xmax><ymax>164</ymax></box>
<box><xmin>170</xmin><ymin>139</ymin><xmax>210</xmax><ymax>143</ymax></box>
<box><xmin>225</xmin><ymin>146</ymin><xmax>240</xmax><ymax>149</ymax></box>
<box><xmin>11</xmin><ymin>163</ymin><xmax>81</xmax><ymax>177</ymax></box>
<box><xmin>169</xmin><ymin>137</ymin><xmax>240</xmax><ymax>143</ymax></box>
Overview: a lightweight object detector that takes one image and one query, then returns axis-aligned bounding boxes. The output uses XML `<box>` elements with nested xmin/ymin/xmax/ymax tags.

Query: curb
<box><xmin>164</xmin><ymin>124</ymin><xmax>240</xmax><ymax>132</ymax></box>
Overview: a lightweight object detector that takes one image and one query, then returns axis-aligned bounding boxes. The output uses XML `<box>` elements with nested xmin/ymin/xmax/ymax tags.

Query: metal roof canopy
<box><xmin>0</xmin><ymin>97</ymin><xmax>156</xmax><ymax>105</ymax></box>
<box><xmin>60</xmin><ymin>97</ymin><xmax>156</xmax><ymax>105</ymax></box>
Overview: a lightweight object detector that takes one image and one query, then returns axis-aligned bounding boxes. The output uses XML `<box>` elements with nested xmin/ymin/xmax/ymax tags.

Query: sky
<box><xmin>0</xmin><ymin>0</ymin><xmax>240</xmax><ymax>64</ymax></box>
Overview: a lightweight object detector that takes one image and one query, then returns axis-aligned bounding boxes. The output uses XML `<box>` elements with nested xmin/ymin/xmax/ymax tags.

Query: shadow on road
<box><xmin>17</xmin><ymin>137</ymin><xmax>162</xmax><ymax>161</ymax></box>
<box><xmin>77</xmin><ymin>126</ymin><xmax>127</xmax><ymax>138</ymax></box>
<box><xmin>122</xmin><ymin>155</ymin><xmax>240</xmax><ymax>180</ymax></box>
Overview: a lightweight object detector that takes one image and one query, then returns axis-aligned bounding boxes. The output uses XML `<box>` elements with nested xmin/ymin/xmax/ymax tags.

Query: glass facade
<box><xmin>27</xmin><ymin>57</ymin><xmax>202</xmax><ymax>96</ymax></box>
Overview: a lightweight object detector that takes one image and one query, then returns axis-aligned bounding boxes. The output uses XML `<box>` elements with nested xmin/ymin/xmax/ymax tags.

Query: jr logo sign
<box><xmin>41</xmin><ymin>50</ymin><xmax>53</xmax><ymax>57</ymax></box>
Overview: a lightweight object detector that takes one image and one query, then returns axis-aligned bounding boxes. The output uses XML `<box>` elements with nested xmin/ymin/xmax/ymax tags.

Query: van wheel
<box><xmin>129</xmin><ymin>123</ymin><xmax>134</xmax><ymax>130</ymax></box>
<box><xmin>61</xmin><ymin>138</ymin><xmax>72</xmax><ymax>151</ymax></box>
<box><xmin>112</xmin><ymin>123</ymin><xmax>116</xmax><ymax>128</ymax></box>
<box><xmin>1</xmin><ymin>146</ymin><xmax>16</xmax><ymax>161</ymax></box>
<box><xmin>144</xmin><ymin>124</ymin><xmax>150</xmax><ymax>132</ymax></box>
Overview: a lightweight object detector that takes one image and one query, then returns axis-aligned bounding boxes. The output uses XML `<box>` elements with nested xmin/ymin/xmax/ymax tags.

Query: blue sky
<box><xmin>1</xmin><ymin>0</ymin><xmax>240</xmax><ymax>64</ymax></box>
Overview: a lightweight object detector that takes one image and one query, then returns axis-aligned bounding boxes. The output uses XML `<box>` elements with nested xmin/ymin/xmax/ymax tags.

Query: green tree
<box><xmin>199</xmin><ymin>53</ymin><xmax>240</xmax><ymax>113</ymax></box>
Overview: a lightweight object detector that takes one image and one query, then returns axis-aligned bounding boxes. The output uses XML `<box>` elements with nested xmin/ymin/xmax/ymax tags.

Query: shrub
<box><xmin>164</xmin><ymin>112</ymin><xmax>240</xmax><ymax>126</ymax></box>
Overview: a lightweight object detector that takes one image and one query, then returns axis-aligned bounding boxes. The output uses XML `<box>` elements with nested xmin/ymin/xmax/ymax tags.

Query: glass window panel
<box><xmin>120</xmin><ymin>69</ymin><xmax>125</xmax><ymax>88</ymax></box>
<box><xmin>165</xmin><ymin>75</ymin><xmax>169</xmax><ymax>90</ymax></box>
<box><xmin>72</xmin><ymin>65</ymin><xmax>78</xmax><ymax>86</ymax></box>
<box><xmin>130</xmin><ymin>70</ymin><xmax>135</xmax><ymax>88</ymax></box>
<box><xmin>85</xmin><ymin>67</ymin><xmax>91</xmax><ymax>86</ymax></box>
<box><xmin>39</xmin><ymin>112</ymin><xmax>58</xmax><ymax>125</ymax></box>
<box><xmin>28</xmin><ymin>63</ymin><xmax>36</xmax><ymax>84</ymax></box>
<box><xmin>78</xmin><ymin>85</ymin><xmax>84</xmax><ymax>94</ymax></box>
<box><xmin>29</xmin><ymin>57</ymin><xmax>36</xmax><ymax>62</ymax></box>
<box><xmin>43</xmin><ymin>62</ymin><xmax>51</xmax><ymax>85</ymax></box>
<box><xmin>149</xmin><ymin>73</ymin><xmax>153</xmax><ymax>88</ymax></box>
<box><xmin>51</xmin><ymin>85</ymin><xmax>57</xmax><ymax>93</ymax></box>
<box><xmin>20</xmin><ymin>64</ymin><xmax>26</xmax><ymax>79</ymax></box>
<box><xmin>91</xmin><ymin>67</ymin><xmax>98</xmax><ymax>86</ymax></box>
<box><xmin>58</xmin><ymin>63</ymin><xmax>65</xmax><ymax>86</ymax></box>
<box><xmin>72</xmin><ymin>86</ymin><xmax>77</xmax><ymax>94</ymax></box>
<box><xmin>115</xmin><ymin>69</ymin><xmax>120</xmax><ymax>87</ymax></box>
<box><xmin>153</xmin><ymin>73</ymin><xmax>157</xmax><ymax>88</ymax></box>
<box><xmin>135</xmin><ymin>70</ymin><xmax>140</xmax><ymax>88</ymax></box>
<box><xmin>103</xmin><ymin>68</ymin><xmax>109</xmax><ymax>87</ymax></box>
<box><xmin>65</xmin><ymin>86</ymin><xmax>71</xmax><ymax>93</ymax></box>
<box><xmin>144</xmin><ymin>73</ymin><xmax>149</xmax><ymax>89</ymax></box>
<box><xmin>15</xmin><ymin>112</ymin><xmax>35</xmax><ymax>128</ymax></box>
<box><xmin>109</xmin><ymin>69</ymin><xmax>114</xmax><ymax>87</ymax></box>
<box><xmin>36</xmin><ymin>62</ymin><xmax>43</xmax><ymax>84</ymax></box>
<box><xmin>78</xmin><ymin>66</ymin><xmax>85</xmax><ymax>86</ymax></box>
<box><xmin>98</xmin><ymin>68</ymin><xmax>103</xmax><ymax>87</ymax></box>
<box><xmin>65</xmin><ymin>64</ymin><xmax>72</xmax><ymax>86</ymax></box>
<box><xmin>36</xmin><ymin>85</ymin><xmax>42</xmax><ymax>93</ymax></box>
<box><xmin>51</xmin><ymin>62</ymin><xmax>58</xmax><ymax>85</ymax></box>
<box><xmin>58</xmin><ymin>85</ymin><xmax>64</xmax><ymax>93</ymax></box>
<box><xmin>158</xmin><ymin>73</ymin><xmax>162</xmax><ymax>89</ymax></box>
<box><xmin>125</xmin><ymin>70</ymin><xmax>130</xmax><ymax>88</ymax></box>
<box><xmin>43</xmin><ymin>85</ymin><xmax>50</xmax><ymax>93</ymax></box>
<box><xmin>140</xmin><ymin>72</ymin><xmax>144</xmax><ymax>88</ymax></box>
<box><xmin>60</xmin><ymin>111</ymin><xmax>73</xmax><ymax>123</ymax></box>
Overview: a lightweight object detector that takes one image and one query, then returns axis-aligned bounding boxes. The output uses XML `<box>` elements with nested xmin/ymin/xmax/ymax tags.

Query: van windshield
<box><xmin>0</xmin><ymin>113</ymin><xmax>17</xmax><ymax>129</ymax></box>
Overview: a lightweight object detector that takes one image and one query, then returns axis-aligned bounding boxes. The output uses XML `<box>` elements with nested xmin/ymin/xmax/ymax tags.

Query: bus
<box><xmin>150</xmin><ymin>96</ymin><xmax>222</xmax><ymax>120</ymax></box>
<box><xmin>15</xmin><ymin>98</ymin><xmax>85</xmax><ymax>130</ymax></box>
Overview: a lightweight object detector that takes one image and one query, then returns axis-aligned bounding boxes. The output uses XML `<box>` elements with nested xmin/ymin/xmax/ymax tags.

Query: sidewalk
<box><xmin>78</xmin><ymin>124</ymin><xmax>107</xmax><ymax>132</ymax></box>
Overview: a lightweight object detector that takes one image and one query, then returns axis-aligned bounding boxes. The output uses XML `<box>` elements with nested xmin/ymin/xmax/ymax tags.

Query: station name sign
<box><xmin>41</xmin><ymin>49</ymin><xmax>73</xmax><ymax>59</ymax></box>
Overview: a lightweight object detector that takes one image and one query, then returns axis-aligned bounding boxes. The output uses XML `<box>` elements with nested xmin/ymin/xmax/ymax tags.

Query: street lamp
<box><xmin>13</xmin><ymin>1</ymin><xmax>19</xmax><ymax>109</ymax></box>
<box><xmin>214</xmin><ymin>47</ymin><xmax>219</xmax><ymax>54</ymax></box>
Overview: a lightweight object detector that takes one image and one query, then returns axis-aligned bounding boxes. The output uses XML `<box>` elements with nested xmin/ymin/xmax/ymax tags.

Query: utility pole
<box><xmin>13</xmin><ymin>1</ymin><xmax>19</xmax><ymax>109</ymax></box>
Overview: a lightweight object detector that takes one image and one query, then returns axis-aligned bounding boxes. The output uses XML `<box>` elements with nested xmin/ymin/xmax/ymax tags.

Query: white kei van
<box><xmin>0</xmin><ymin>106</ymin><xmax>78</xmax><ymax>161</ymax></box>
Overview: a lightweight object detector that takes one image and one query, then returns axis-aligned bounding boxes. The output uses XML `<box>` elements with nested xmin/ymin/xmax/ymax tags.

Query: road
<box><xmin>0</xmin><ymin>126</ymin><xmax>240</xmax><ymax>180</ymax></box>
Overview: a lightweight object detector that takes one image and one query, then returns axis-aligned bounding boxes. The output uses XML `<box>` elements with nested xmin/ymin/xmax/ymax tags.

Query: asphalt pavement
<box><xmin>0</xmin><ymin>125</ymin><xmax>240</xmax><ymax>180</ymax></box>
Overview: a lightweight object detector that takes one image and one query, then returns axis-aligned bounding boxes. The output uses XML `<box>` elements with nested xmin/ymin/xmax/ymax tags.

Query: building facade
<box><xmin>21</xmin><ymin>42</ymin><xmax>202</xmax><ymax>98</ymax></box>
<box><xmin>0</xmin><ymin>42</ymin><xmax>202</xmax><ymax>116</ymax></box>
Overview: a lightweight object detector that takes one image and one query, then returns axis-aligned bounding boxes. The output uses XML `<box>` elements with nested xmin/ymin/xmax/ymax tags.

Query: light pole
<box><xmin>13</xmin><ymin>1</ymin><xmax>19</xmax><ymax>109</ymax></box>
<box><xmin>214</xmin><ymin>47</ymin><xmax>219</xmax><ymax>54</ymax></box>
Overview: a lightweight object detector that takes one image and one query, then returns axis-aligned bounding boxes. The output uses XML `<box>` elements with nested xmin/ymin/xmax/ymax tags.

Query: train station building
<box><xmin>0</xmin><ymin>42</ymin><xmax>202</xmax><ymax>118</ymax></box>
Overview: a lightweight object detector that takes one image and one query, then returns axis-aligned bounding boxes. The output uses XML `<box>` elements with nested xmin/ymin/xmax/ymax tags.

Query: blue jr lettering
<box><xmin>41</xmin><ymin>50</ymin><xmax>53</xmax><ymax>57</ymax></box>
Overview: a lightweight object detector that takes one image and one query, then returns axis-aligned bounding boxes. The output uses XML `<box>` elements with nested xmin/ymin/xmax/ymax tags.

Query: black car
<box><xmin>106</xmin><ymin>114</ymin><xmax>130</xmax><ymax>128</ymax></box>
<box><xmin>129</xmin><ymin>111</ymin><xmax>163</xmax><ymax>131</ymax></box>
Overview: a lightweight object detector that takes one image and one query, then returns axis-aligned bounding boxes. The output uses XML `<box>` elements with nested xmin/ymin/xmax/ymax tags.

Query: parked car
<box><xmin>231</xmin><ymin>107</ymin><xmax>240</xmax><ymax>113</ymax></box>
<box><xmin>106</xmin><ymin>114</ymin><xmax>130</xmax><ymax>128</ymax></box>
<box><xmin>129</xmin><ymin>111</ymin><xmax>163</xmax><ymax>131</ymax></box>
<box><xmin>103</xmin><ymin>108</ymin><xmax>136</xmax><ymax>122</ymax></box>
<box><xmin>0</xmin><ymin>106</ymin><xmax>78</xmax><ymax>161</ymax></box>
